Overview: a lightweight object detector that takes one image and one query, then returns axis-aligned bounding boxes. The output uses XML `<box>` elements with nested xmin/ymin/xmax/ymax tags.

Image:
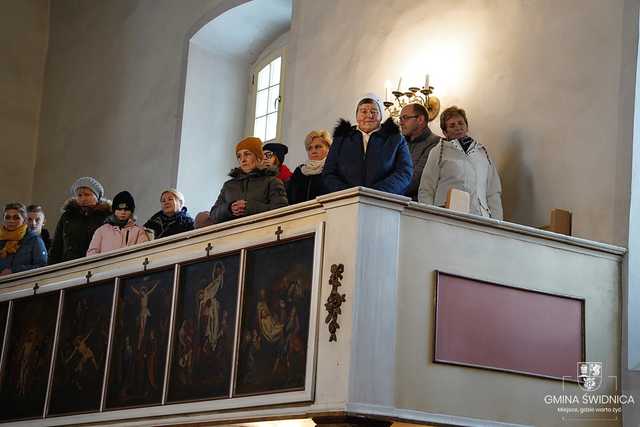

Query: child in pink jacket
<box><xmin>87</xmin><ymin>191</ymin><xmax>149</xmax><ymax>255</ymax></box>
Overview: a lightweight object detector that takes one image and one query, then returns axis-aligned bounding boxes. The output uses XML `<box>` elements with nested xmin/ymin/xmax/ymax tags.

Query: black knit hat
<box><xmin>112</xmin><ymin>191</ymin><xmax>135</xmax><ymax>212</ymax></box>
<box><xmin>262</xmin><ymin>143</ymin><xmax>288</xmax><ymax>165</ymax></box>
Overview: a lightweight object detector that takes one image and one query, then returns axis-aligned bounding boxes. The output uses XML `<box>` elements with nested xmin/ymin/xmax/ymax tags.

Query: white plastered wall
<box><xmin>282</xmin><ymin>0</ymin><xmax>636</xmax><ymax>245</ymax></box>
<box><xmin>177</xmin><ymin>42</ymin><xmax>248</xmax><ymax>216</ymax></box>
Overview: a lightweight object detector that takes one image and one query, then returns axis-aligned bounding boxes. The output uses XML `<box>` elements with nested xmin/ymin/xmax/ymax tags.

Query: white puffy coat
<box><xmin>417</xmin><ymin>138</ymin><xmax>503</xmax><ymax>219</ymax></box>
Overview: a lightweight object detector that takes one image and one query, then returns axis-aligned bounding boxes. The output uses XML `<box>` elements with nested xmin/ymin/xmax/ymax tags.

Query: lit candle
<box><xmin>384</xmin><ymin>80</ymin><xmax>391</xmax><ymax>101</ymax></box>
<box><xmin>397</xmin><ymin>77</ymin><xmax>402</xmax><ymax>91</ymax></box>
<box><xmin>425</xmin><ymin>74</ymin><xmax>430</xmax><ymax>88</ymax></box>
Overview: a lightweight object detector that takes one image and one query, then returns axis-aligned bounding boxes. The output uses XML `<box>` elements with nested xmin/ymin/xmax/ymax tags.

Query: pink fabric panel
<box><xmin>435</xmin><ymin>272</ymin><xmax>583</xmax><ymax>380</ymax></box>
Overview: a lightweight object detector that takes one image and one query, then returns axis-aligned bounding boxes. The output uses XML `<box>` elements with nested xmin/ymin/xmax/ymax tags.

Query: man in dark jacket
<box><xmin>399</xmin><ymin>103</ymin><xmax>442</xmax><ymax>201</ymax></box>
<box><xmin>210</xmin><ymin>137</ymin><xmax>288</xmax><ymax>223</ymax></box>
<box><xmin>323</xmin><ymin>94</ymin><xmax>413</xmax><ymax>195</ymax></box>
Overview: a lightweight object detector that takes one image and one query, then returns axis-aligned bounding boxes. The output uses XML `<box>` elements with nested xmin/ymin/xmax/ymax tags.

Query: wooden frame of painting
<box><xmin>233</xmin><ymin>234</ymin><xmax>317</xmax><ymax>397</ymax></box>
<box><xmin>0</xmin><ymin>300</ymin><xmax>11</xmax><ymax>407</ymax></box>
<box><xmin>0</xmin><ymin>222</ymin><xmax>324</xmax><ymax>425</ymax></box>
<box><xmin>0</xmin><ymin>291</ymin><xmax>61</xmax><ymax>421</ymax></box>
<box><xmin>0</xmin><ymin>301</ymin><xmax>8</xmax><ymax>368</ymax></box>
<box><xmin>47</xmin><ymin>279</ymin><xmax>116</xmax><ymax>416</ymax></box>
<box><xmin>104</xmin><ymin>266</ymin><xmax>176</xmax><ymax>410</ymax></box>
<box><xmin>165</xmin><ymin>251</ymin><xmax>242</xmax><ymax>403</ymax></box>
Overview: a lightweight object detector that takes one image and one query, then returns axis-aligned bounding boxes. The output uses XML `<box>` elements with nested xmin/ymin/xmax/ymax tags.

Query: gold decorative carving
<box><xmin>325</xmin><ymin>263</ymin><xmax>346</xmax><ymax>342</ymax></box>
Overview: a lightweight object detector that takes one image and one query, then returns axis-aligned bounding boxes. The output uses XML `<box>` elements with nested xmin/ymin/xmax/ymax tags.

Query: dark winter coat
<box><xmin>323</xmin><ymin>118</ymin><xmax>413</xmax><ymax>195</ymax></box>
<box><xmin>40</xmin><ymin>228</ymin><xmax>52</xmax><ymax>251</ymax></box>
<box><xmin>287</xmin><ymin>166</ymin><xmax>327</xmax><ymax>204</ymax></box>
<box><xmin>405</xmin><ymin>128</ymin><xmax>442</xmax><ymax>201</ymax></box>
<box><xmin>0</xmin><ymin>229</ymin><xmax>47</xmax><ymax>273</ymax></box>
<box><xmin>144</xmin><ymin>207</ymin><xmax>194</xmax><ymax>239</ymax></box>
<box><xmin>210</xmin><ymin>167</ymin><xmax>288</xmax><ymax>223</ymax></box>
<box><xmin>49</xmin><ymin>199</ymin><xmax>111</xmax><ymax>264</ymax></box>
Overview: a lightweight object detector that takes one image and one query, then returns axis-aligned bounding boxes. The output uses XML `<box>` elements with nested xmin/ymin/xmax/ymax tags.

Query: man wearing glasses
<box><xmin>399</xmin><ymin>103</ymin><xmax>441</xmax><ymax>201</ymax></box>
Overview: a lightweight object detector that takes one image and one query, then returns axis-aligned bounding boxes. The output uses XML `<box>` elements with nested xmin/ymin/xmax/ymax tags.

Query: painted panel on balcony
<box><xmin>167</xmin><ymin>253</ymin><xmax>241</xmax><ymax>403</ymax></box>
<box><xmin>105</xmin><ymin>268</ymin><xmax>174</xmax><ymax>409</ymax></box>
<box><xmin>234</xmin><ymin>236</ymin><xmax>315</xmax><ymax>396</ymax></box>
<box><xmin>0</xmin><ymin>292</ymin><xmax>59</xmax><ymax>421</ymax></box>
<box><xmin>48</xmin><ymin>280</ymin><xmax>115</xmax><ymax>415</ymax></box>
<box><xmin>434</xmin><ymin>271</ymin><xmax>584</xmax><ymax>381</ymax></box>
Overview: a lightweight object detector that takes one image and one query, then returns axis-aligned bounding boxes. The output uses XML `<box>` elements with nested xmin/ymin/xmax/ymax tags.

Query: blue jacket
<box><xmin>0</xmin><ymin>229</ymin><xmax>48</xmax><ymax>273</ymax></box>
<box><xmin>323</xmin><ymin>118</ymin><xmax>413</xmax><ymax>195</ymax></box>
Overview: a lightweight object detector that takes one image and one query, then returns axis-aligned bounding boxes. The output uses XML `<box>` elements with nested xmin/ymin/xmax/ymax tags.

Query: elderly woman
<box><xmin>323</xmin><ymin>93</ymin><xmax>413</xmax><ymax>195</ymax></box>
<box><xmin>49</xmin><ymin>177</ymin><xmax>112</xmax><ymax>264</ymax></box>
<box><xmin>287</xmin><ymin>130</ymin><xmax>332</xmax><ymax>204</ymax></box>
<box><xmin>418</xmin><ymin>106</ymin><xmax>503</xmax><ymax>219</ymax></box>
<box><xmin>210</xmin><ymin>137</ymin><xmax>288</xmax><ymax>223</ymax></box>
<box><xmin>144</xmin><ymin>188</ymin><xmax>194</xmax><ymax>239</ymax></box>
<box><xmin>0</xmin><ymin>203</ymin><xmax>47</xmax><ymax>276</ymax></box>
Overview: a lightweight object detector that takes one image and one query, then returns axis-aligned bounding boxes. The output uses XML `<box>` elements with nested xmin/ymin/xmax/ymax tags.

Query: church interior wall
<box><xmin>9</xmin><ymin>0</ymin><xmax>633</xmax><ymax>247</ymax></box>
<box><xmin>282</xmin><ymin>0</ymin><xmax>635</xmax><ymax>246</ymax></box>
<box><xmin>0</xmin><ymin>0</ymin><xmax>48</xmax><ymax>208</ymax></box>
<box><xmin>177</xmin><ymin>41</ymin><xmax>249</xmax><ymax>216</ymax></box>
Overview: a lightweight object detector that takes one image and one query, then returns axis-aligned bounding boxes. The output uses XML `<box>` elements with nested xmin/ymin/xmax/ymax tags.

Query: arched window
<box><xmin>252</xmin><ymin>55</ymin><xmax>282</xmax><ymax>143</ymax></box>
<box><xmin>177</xmin><ymin>0</ymin><xmax>291</xmax><ymax>216</ymax></box>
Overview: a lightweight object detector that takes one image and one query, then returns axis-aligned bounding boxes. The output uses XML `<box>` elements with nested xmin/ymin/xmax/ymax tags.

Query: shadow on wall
<box><xmin>500</xmin><ymin>130</ymin><xmax>535</xmax><ymax>226</ymax></box>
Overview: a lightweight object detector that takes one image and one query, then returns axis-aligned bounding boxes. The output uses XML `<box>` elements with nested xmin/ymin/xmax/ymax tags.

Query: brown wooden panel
<box><xmin>434</xmin><ymin>272</ymin><xmax>584</xmax><ymax>381</ymax></box>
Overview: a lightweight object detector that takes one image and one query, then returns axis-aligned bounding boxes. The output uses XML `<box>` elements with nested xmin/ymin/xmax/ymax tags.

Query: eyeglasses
<box><xmin>264</xmin><ymin>152</ymin><xmax>274</xmax><ymax>159</ymax></box>
<box><xmin>399</xmin><ymin>115</ymin><xmax>419</xmax><ymax>122</ymax></box>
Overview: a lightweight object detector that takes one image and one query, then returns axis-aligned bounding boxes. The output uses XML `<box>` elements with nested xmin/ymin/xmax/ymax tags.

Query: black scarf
<box><xmin>107</xmin><ymin>215</ymin><xmax>129</xmax><ymax>229</ymax></box>
<box><xmin>459</xmin><ymin>136</ymin><xmax>474</xmax><ymax>153</ymax></box>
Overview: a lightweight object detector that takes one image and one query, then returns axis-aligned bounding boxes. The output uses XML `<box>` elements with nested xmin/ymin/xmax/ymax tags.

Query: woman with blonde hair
<box><xmin>287</xmin><ymin>130</ymin><xmax>332</xmax><ymax>204</ymax></box>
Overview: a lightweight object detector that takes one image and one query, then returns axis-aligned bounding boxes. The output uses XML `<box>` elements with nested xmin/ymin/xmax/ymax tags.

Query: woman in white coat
<box><xmin>418</xmin><ymin>106</ymin><xmax>503</xmax><ymax>219</ymax></box>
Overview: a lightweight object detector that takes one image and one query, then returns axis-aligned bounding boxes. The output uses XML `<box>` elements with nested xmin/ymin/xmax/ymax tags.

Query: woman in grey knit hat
<box><xmin>49</xmin><ymin>177</ymin><xmax>111</xmax><ymax>264</ymax></box>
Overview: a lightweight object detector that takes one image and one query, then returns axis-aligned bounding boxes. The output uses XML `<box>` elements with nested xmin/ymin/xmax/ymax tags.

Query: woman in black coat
<box><xmin>144</xmin><ymin>188</ymin><xmax>194</xmax><ymax>239</ymax></box>
<box><xmin>287</xmin><ymin>130</ymin><xmax>332</xmax><ymax>204</ymax></box>
<box><xmin>49</xmin><ymin>177</ymin><xmax>111</xmax><ymax>264</ymax></box>
<box><xmin>322</xmin><ymin>93</ymin><xmax>412</xmax><ymax>195</ymax></box>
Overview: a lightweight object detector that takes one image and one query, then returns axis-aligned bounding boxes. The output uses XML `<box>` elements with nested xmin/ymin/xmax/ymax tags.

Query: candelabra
<box><xmin>383</xmin><ymin>82</ymin><xmax>441</xmax><ymax>123</ymax></box>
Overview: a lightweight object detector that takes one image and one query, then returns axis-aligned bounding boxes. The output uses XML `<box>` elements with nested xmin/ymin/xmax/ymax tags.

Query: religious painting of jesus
<box><xmin>0</xmin><ymin>291</ymin><xmax>60</xmax><ymax>421</ymax></box>
<box><xmin>166</xmin><ymin>253</ymin><xmax>241</xmax><ymax>403</ymax></box>
<box><xmin>234</xmin><ymin>236</ymin><xmax>315</xmax><ymax>396</ymax></box>
<box><xmin>105</xmin><ymin>268</ymin><xmax>174</xmax><ymax>409</ymax></box>
<box><xmin>48</xmin><ymin>280</ymin><xmax>115</xmax><ymax>415</ymax></box>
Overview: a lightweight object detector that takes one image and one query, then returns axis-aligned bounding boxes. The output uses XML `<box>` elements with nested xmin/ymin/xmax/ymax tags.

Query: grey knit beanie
<box><xmin>70</xmin><ymin>176</ymin><xmax>104</xmax><ymax>200</ymax></box>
